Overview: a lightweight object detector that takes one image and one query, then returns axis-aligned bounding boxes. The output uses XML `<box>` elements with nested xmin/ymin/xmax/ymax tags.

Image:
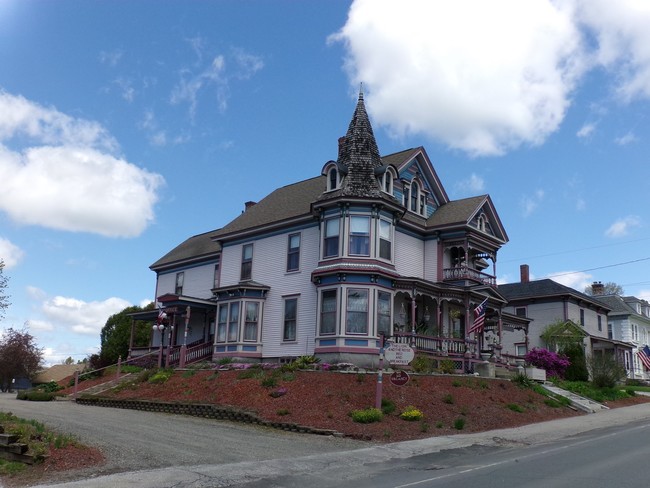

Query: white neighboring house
<box><xmin>498</xmin><ymin>266</ymin><xmax>634</xmax><ymax>375</ymax></box>
<box><xmin>592</xmin><ymin>289</ymin><xmax>650</xmax><ymax>380</ymax></box>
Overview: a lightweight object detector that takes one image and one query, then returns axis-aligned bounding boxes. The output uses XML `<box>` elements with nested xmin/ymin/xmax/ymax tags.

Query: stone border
<box><xmin>75</xmin><ymin>397</ymin><xmax>342</xmax><ymax>437</ymax></box>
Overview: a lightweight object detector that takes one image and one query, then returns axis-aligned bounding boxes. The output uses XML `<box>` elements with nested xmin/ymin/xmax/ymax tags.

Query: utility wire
<box><xmin>547</xmin><ymin>256</ymin><xmax>650</xmax><ymax>279</ymax></box>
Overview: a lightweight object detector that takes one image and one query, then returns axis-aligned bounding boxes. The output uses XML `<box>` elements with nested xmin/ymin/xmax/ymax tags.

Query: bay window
<box><xmin>217</xmin><ymin>305</ymin><xmax>228</xmax><ymax>342</ymax></box>
<box><xmin>377</xmin><ymin>291</ymin><xmax>391</xmax><ymax>337</ymax></box>
<box><xmin>320</xmin><ymin>289</ymin><xmax>337</xmax><ymax>335</ymax></box>
<box><xmin>244</xmin><ymin>302</ymin><xmax>259</xmax><ymax>341</ymax></box>
<box><xmin>349</xmin><ymin>216</ymin><xmax>370</xmax><ymax>256</ymax></box>
<box><xmin>227</xmin><ymin>302</ymin><xmax>239</xmax><ymax>342</ymax></box>
<box><xmin>323</xmin><ymin>218</ymin><xmax>340</xmax><ymax>258</ymax></box>
<box><xmin>346</xmin><ymin>288</ymin><xmax>368</xmax><ymax>334</ymax></box>
<box><xmin>378</xmin><ymin>219</ymin><xmax>392</xmax><ymax>260</ymax></box>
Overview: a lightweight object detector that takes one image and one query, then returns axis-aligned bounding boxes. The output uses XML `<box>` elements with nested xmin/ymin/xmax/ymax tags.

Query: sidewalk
<box><xmin>29</xmin><ymin>402</ymin><xmax>650</xmax><ymax>488</ymax></box>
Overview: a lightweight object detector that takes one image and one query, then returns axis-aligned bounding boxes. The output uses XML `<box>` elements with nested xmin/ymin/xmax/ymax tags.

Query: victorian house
<box><xmin>131</xmin><ymin>92</ymin><xmax>522</xmax><ymax>370</ymax></box>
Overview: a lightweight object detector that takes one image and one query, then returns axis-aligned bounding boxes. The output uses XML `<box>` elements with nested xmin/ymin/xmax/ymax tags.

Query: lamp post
<box><xmin>153</xmin><ymin>324</ymin><xmax>165</xmax><ymax>368</ymax></box>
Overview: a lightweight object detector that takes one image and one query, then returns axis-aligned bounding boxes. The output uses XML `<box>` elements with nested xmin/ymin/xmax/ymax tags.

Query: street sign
<box><xmin>389</xmin><ymin>370</ymin><xmax>410</xmax><ymax>386</ymax></box>
<box><xmin>384</xmin><ymin>343</ymin><xmax>415</xmax><ymax>365</ymax></box>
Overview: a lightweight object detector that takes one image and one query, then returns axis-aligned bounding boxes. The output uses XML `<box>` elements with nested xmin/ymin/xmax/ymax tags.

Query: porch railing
<box><xmin>184</xmin><ymin>342</ymin><xmax>214</xmax><ymax>364</ymax></box>
<box><xmin>391</xmin><ymin>333</ymin><xmax>477</xmax><ymax>357</ymax></box>
<box><xmin>443</xmin><ymin>265</ymin><xmax>496</xmax><ymax>286</ymax></box>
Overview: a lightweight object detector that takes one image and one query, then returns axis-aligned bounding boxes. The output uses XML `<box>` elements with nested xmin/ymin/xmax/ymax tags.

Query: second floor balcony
<box><xmin>443</xmin><ymin>265</ymin><xmax>496</xmax><ymax>286</ymax></box>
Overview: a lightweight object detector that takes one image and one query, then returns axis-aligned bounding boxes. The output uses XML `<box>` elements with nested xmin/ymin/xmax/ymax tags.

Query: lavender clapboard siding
<box><xmin>393</xmin><ymin>230</ymin><xmax>424</xmax><ymax>278</ymax></box>
<box><xmin>423</xmin><ymin>239</ymin><xmax>439</xmax><ymax>282</ymax></box>
<box><xmin>220</xmin><ymin>226</ymin><xmax>321</xmax><ymax>358</ymax></box>
<box><xmin>156</xmin><ymin>263</ymin><xmax>215</xmax><ymax>299</ymax></box>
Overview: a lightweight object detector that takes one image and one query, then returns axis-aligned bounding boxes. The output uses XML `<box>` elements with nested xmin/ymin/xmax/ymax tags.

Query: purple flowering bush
<box><xmin>525</xmin><ymin>348</ymin><xmax>570</xmax><ymax>379</ymax></box>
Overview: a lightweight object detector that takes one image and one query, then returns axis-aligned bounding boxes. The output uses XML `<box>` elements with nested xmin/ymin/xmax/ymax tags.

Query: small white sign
<box><xmin>384</xmin><ymin>343</ymin><xmax>415</xmax><ymax>365</ymax></box>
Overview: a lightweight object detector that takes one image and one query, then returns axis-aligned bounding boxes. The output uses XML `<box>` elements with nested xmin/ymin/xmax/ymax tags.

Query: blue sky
<box><xmin>1</xmin><ymin>0</ymin><xmax>650</xmax><ymax>365</ymax></box>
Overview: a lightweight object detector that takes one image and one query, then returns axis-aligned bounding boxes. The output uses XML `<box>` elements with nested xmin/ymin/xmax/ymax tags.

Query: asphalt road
<box><xmin>3</xmin><ymin>394</ymin><xmax>650</xmax><ymax>488</ymax></box>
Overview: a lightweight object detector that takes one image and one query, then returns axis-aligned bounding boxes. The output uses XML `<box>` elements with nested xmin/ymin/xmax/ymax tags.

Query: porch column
<box><xmin>410</xmin><ymin>290</ymin><xmax>417</xmax><ymax>340</ymax></box>
<box><xmin>179</xmin><ymin>306</ymin><xmax>190</xmax><ymax>368</ymax></box>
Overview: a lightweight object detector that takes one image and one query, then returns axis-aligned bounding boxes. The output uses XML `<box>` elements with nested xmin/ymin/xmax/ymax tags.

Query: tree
<box><xmin>0</xmin><ymin>327</ymin><xmax>43</xmax><ymax>391</ymax></box>
<box><xmin>0</xmin><ymin>260</ymin><xmax>9</xmax><ymax>322</ymax></box>
<box><xmin>584</xmin><ymin>281</ymin><xmax>624</xmax><ymax>296</ymax></box>
<box><xmin>99</xmin><ymin>303</ymin><xmax>154</xmax><ymax>365</ymax></box>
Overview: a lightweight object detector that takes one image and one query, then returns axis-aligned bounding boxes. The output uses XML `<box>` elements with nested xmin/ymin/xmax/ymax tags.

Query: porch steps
<box><xmin>540</xmin><ymin>383</ymin><xmax>609</xmax><ymax>413</ymax></box>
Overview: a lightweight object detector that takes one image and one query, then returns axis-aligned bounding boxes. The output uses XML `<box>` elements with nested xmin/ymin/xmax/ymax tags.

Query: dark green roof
<box><xmin>498</xmin><ymin>279</ymin><xmax>610</xmax><ymax>311</ymax></box>
<box><xmin>426</xmin><ymin>195</ymin><xmax>487</xmax><ymax>227</ymax></box>
<box><xmin>150</xmin><ymin>230</ymin><xmax>221</xmax><ymax>271</ymax></box>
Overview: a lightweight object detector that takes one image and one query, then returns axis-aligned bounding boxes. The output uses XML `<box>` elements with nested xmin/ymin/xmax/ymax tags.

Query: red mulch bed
<box><xmin>104</xmin><ymin>369</ymin><xmax>598</xmax><ymax>442</ymax></box>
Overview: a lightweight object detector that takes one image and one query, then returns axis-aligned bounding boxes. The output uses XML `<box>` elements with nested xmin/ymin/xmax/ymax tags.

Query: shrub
<box><xmin>560</xmin><ymin>344</ymin><xmax>589</xmax><ymax>382</ymax></box>
<box><xmin>16</xmin><ymin>390</ymin><xmax>55</xmax><ymax>401</ymax></box>
<box><xmin>453</xmin><ymin>417</ymin><xmax>466</xmax><ymax>430</ymax></box>
<box><xmin>276</xmin><ymin>409</ymin><xmax>290</xmax><ymax>416</ymax></box>
<box><xmin>217</xmin><ymin>357</ymin><xmax>234</xmax><ymax>365</ymax></box>
<box><xmin>411</xmin><ymin>355</ymin><xmax>434</xmax><ymax>373</ymax></box>
<box><xmin>525</xmin><ymin>348</ymin><xmax>570</xmax><ymax>379</ymax></box>
<box><xmin>381</xmin><ymin>398</ymin><xmax>396</xmax><ymax>415</ymax></box>
<box><xmin>438</xmin><ymin>359</ymin><xmax>456</xmax><ymax>374</ymax></box>
<box><xmin>400</xmin><ymin>406</ymin><xmax>424</xmax><ymax>421</ymax></box>
<box><xmin>512</xmin><ymin>372</ymin><xmax>534</xmax><ymax>388</ymax></box>
<box><xmin>442</xmin><ymin>393</ymin><xmax>454</xmax><ymax>404</ymax></box>
<box><xmin>350</xmin><ymin>407</ymin><xmax>383</xmax><ymax>424</ymax></box>
<box><xmin>506</xmin><ymin>403</ymin><xmax>525</xmax><ymax>413</ymax></box>
<box><xmin>588</xmin><ymin>354</ymin><xmax>627</xmax><ymax>388</ymax></box>
<box><xmin>260</xmin><ymin>375</ymin><xmax>277</xmax><ymax>388</ymax></box>
<box><xmin>148</xmin><ymin>369</ymin><xmax>174</xmax><ymax>384</ymax></box>
<box><xmin>37</xmin><ymin>381</ymin><xmax>63</xmax><ymax>393</ymax></box>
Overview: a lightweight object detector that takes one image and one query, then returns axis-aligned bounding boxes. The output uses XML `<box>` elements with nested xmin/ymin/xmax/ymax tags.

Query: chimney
<box><xmin>591</xmin><ymin>281</ymin><xmax>604</xmax><ymax>295</ymax></box>
<box><xmin>244</xmin><ymin>201</ymin><xmax>256</xmax><ymax>211</ymax></box>
<box><xmin>520</xmin><ymin>264</ymin><xmax>530</xmax><ymax>284</ymax></box>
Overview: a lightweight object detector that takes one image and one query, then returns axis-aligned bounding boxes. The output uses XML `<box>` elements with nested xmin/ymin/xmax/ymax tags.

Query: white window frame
<box><xmin>282</xmin><ymin>296</ymin><xmax>298</xmax><ymax>342</ymax></box>
<box><xmin>319</xmin><ymin>289</ymin><xmax>338</xmax><ymax>336</ymax></box>
<box><xmin>346</xmin><ymin>288</ymin><xmax>369</xmax><ymax>335</ymax></box>
<box><xmin>349</xmin><ymin>216</ymin><xmax>370</xmax><ymax>257</ymax></box>
<box><xmin>241</xmin><ymin>244</ymin><xmax>253</xmax><ymax>281</ymax></box>
<box><xmin>286</xmin><ymin>233</ymin><xmax>301</xmax><ymax>272</ymax></box>
<box><xmin>323</xmin><ymin>218</ymin><xmax>340</xmax><ymax>259</ymax></box>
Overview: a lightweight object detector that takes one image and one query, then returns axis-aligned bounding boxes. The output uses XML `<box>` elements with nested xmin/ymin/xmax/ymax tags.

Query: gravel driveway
<box><xmin>0</xmin><ymin>393</ymin><xmax>366</xmax><ymax>484</ymax></box>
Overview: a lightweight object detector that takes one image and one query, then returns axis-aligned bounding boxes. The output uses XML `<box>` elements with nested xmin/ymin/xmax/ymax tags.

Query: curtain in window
<box><xmin>228</xmin><ymin>303</ymin><xmax>239</xmax><ymax>342</ymax></box>
<box><xmin>244</xmin><ymin>302</ymin><xmax>259</xmax><ymax>341</ymax></box>
<box><xmin>377</xmin><ymin>291</ymin><xmax>391</xmax><ymax>337</ymax></box>
<box><xmin>320</xmin><ymin>290</ymin><xmax>337</xmax><ymax>335</ymax></box>
<box><xmin>217</xmin><ymin>306</ymin><xmax>228</xmax><ymax>342</ymax></box>
<box><xmin>349</xmin><ymin>216</ymin><xmax>369</xmax><ymax>256</ymax></box>
<box><xmin>324</xmin><ymin>219</ymin><xmax>340</xmax><ymax>258</ymax></box>
<box><xmin>346</xmin><ymin>289</ymin><xmax>368</xmax><ymax>334</ymax></box>
<box><xmin>283</xmin><ymin>298</ymin><xmax>297</xmax><ymax>341</ymax></box>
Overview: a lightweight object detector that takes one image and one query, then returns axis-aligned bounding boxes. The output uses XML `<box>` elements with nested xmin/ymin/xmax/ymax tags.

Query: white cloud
<box><xmin>455</xmin><ymin>173</ymin><xmax>485</xmax><ymax>195</ymax></box>
<box><xmin>605</xmin><ymin>215</ymin><xmax>641</xmax><ymax>237</ymax></box>
<box><xmin>170</xmin><ymin>40</ymin><xmax>264</xmax><ymax>118</ymax></box>
<box><xmin>99</xmin><ymin>49</ymin><xmax>123</xmax><ymax>67</ymax></box>
<box><xmin>521</xmin><ymin>189</ymin><xmax>545</xmax><ymax>217</ymax></box>
<box><xmin>0</xmin><ymin>91</ymin><xmax>164</xmax><ymax>237</ymax></box>
<box><xmin>574</xmin><ymin>0</ymin><xmax>650</xmax><ymax>102</ymax></box>
<box><xmin>614</xmin><ymin>131</ymin><xmax>637</xmax><ymax>145</ymax></box>
<box><xmin>333</xmin><ymin>1</ymin><xmax>650</xmax><ymax>156</ymax></box>
<box><xmin>638</xmin><ymin>289</ymin><xmax>650</xmax><ymax>302</ymax></box>
<box><xmin>549</xmin><ymin>270</ymin><xmax>592</xmax><ymax>291</ymax></box>
<box><xmin>26</xmin><ymin>319</ymin><xmax>54</xmax><ymax>332</ymax></box>
<box><xmin>41</xmin><ymin>295</ymin><xmax>132</xmax><ymax>336</ymax></box>
<box><xmin>332</xmin><ymin>0</ymin><xmax>585</xmax><ymax>156</ymax></box>
<box><xmin>577</xmin><ymin>122</ymin><xmax>596</xmax><ymax>138</ymax></box>
<box><xmin>0</xmin><ymin>237</ymin><xmax>24</xmax><ymax>269</ymax></box>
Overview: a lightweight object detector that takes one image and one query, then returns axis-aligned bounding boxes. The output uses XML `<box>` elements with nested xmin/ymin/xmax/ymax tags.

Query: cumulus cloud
<box><xmin>41</xmin><ymin>295</ymin><xmax>132</xmax><ymax>336</ymax></box>
<box><xmin>0</xmin><ymin>91</ymin><xmax>164</xmax><ymax>237</ymax></box>
<box><xmin>333</xmin><ymin>0</ymin><xmax>650</xmax><ymax>156</ymax></box>
<box><xmin>332</xmin><ymin>0</ymin><xmax>585</xmax><ymax>156</ymax></box>
<box><xmin>0</xmin><ymin>237</ymin><xmax>24</xmax><ymax>269</ymax></box>
<box><xmin>605</xmin><ymin>215</ymin><xmax>641</xmax><ymax>237</ymax></box>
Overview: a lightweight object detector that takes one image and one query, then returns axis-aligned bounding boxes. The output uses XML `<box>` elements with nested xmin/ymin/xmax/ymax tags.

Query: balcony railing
<box><xmin>443</xmin><ymin>265</ymin><xmax>496</xmax><ymax>286</ymax></box>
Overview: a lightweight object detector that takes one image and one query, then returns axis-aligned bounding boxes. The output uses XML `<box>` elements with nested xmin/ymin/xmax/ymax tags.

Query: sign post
<box><xmin>375</xmin><ymin>334</ymin><xmax>385</xmax><ymax>409</ymax></box>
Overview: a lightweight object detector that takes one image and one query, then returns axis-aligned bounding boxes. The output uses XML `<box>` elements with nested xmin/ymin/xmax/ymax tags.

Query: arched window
<box><xmin>410</xmin><ymin>182</ymin><xmax>420</xmax><ymax>213</ymax></box>
<box><xmin>327</xmin><ymin>167</ymin><xmax>338</xmax><ymax>191</ymax></box>
<box><xmin>381</xmin><ymin>170</ymin><xmax>393</xmax><ymax>194</ymax></box>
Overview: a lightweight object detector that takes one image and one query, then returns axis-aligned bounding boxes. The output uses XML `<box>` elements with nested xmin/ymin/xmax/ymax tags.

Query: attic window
<box><xmin>327</xmin><ymin>167</ymin><xmax>339</xmax><ymax>191</ymax></box>
<box><xmin>477</xmin><ymin>214</ymin><xmax>487</xmax><ymax>232</ymax></box>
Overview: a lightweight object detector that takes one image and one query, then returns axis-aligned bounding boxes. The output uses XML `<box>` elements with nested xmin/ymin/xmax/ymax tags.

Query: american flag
<box><xmin>637</xmin><ymin>345</ymin><xmax>650</xmax><ymax>370</ymax></box>
<box><xmin>467</xmin><ymin>298</ymin><xmax>488</xmax><ymax>335</ymax></box>
<box><xmin>156</xmin><ymin>308</ymin><xmax>167</xmax><ymax>325</ymax></box>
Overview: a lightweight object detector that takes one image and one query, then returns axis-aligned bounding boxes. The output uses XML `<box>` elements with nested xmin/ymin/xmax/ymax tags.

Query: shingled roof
<box><xmin>499</xmin><ymin>278</ymin><xmax>610</xmax><ymax>311</ymax></box>
<box><xmin>426</xmin><ymin>195</ymin><xmax>487</xmax><ymax>227</ymax></box>
<box><xmin>150</xmin><ymin>230</ymin><xmax>222</xmax><ymax>271</ymax></box>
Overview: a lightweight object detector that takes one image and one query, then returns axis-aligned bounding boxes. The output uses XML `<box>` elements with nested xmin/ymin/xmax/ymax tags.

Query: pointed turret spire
<box><xmin>337</xmin><ymin>88</ymin><xmax>383</xmax><ymax>198</ymax></box>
